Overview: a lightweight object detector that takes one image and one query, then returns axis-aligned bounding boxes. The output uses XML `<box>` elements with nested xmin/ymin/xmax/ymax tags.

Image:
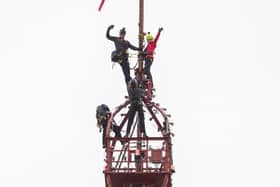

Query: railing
<box><xmin>106</xmin><ymin>136</ymin><xmax>172</xmax><ymax>173</ymax></box>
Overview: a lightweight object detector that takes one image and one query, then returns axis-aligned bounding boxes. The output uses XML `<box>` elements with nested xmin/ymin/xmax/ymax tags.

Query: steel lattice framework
<box><xmin>101</xmin><ymin>1</ymin><xmax>175</xmax><ymax>186</ymax></box>
<box><xmin>103</xmin><ymin>96</ymin><xmax>175</xmax><ymax>187</ymax></box>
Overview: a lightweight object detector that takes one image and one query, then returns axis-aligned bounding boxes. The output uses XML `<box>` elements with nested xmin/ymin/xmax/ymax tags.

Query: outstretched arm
<box><xmin>128</xmin><ymin>42</ymin><xmax>142</xmax><ymax>51</ymax></box>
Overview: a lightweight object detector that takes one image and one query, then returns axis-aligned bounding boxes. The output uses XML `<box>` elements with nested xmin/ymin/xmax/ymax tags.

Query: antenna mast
<box><xmin>101</xmin><ymin>1</ymin><xmax>175</xmax><ymax>186</ymax></box>
<box><xmin>138</xmin><ymin>0</ymin><xmax>144</xmax><ymax>72</ymax></box>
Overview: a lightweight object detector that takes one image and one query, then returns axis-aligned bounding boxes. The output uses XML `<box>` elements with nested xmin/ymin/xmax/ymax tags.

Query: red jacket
<box><xmin>144</xmin><ymin>31</ymin><xmax>161</xmax><ymax>58</ymax></box>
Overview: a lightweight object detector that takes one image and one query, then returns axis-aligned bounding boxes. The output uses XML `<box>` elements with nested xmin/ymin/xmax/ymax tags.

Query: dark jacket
<box><xmin>128</xmin><ymin>87</ymin><xmax>144</xmax><ymax>106</ymax></box>
<box><xmin>96</xmin><ymin>104</ymin><xmax>110</xmax><ymax>127</ymax></box>
<box><xmin>106</xmin><ymin>27</ymin><xmax>141</xmax><ymax>56</ymax></box>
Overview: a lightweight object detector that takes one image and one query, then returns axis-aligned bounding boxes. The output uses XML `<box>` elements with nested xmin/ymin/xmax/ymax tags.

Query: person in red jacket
<box><xmin>143</xmin><ymin>27</ymin><xmax>163</xmax><ymax>87</ymax></box>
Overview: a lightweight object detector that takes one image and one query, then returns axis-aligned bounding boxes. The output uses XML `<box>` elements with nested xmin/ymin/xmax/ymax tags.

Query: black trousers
<box><xmin>144</xmin><ymin>57</ymin><xmax>153</xmax><ymax>84</ymax></box>
<box><xmin>120</xmin><ymin>57</ymin><xmax>131</xmax><ymax>84</ymax></box>
<box><xmin>126</xmin><ymin>104</ymin><xmax>145</xmax><ymax>135</ymax></box>
<box><xmin>102</xmin><ymin>120</ymin><xmax>122</xmax><ymax>148</ymax></box>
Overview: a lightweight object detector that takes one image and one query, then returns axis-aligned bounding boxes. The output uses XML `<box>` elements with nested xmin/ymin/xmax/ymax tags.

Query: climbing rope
<box><xmin>111</xmin><ymin>52</ymin><xmax>139</xmax><ymax>70</ymax></box>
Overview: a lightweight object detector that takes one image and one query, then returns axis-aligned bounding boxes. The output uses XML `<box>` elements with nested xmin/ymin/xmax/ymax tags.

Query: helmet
<box><xmin>130</xmin><ymin>79</ymin><xmax>138</xmax><ymax>88</ymax></box>
<box><xmin>119</xmin><ymin>27</ymin><xmax>126</xmax><ymax>35</ymax></box>
<box><xmin>146</xmin><ymin>32</ymin><xmax>153</xmax><ymax>41</ymax></box>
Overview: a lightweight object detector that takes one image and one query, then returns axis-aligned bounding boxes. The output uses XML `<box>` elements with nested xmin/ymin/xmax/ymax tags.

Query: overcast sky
<box><xmin>1</xmin><ymin>0</ymin><xmax>280</xmax><ymax>186</ymax></box>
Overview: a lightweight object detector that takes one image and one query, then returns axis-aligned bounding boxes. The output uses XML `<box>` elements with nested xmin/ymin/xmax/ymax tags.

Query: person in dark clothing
<box><xmin>96</xmin><ymin>104</ymin><xmax>123</xmax><ymax>148</ymax></box>
<box><xmin>143</xmin><ymin>27</ymin><xmax>163</xmax><ymax>87</ymax></box>
<box><xmin>125</xmin><ymin>79</ymin><xmax>147</xmax><ymax>137</ymax></box>
<box><xmin>106</xmin><ymin>25</ymin><xmax>142</xmax><ymax>84</ymax></box>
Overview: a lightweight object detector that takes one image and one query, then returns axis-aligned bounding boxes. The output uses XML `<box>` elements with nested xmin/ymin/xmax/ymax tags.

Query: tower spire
<box><xmin>138</xmin><ymin>0</ymin><xmax>144</xmax><ymax>72</ymax></box>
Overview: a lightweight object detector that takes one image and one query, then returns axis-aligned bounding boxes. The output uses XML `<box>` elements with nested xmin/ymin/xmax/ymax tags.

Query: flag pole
<box><xmin>136</xmin><ymin>0</ymin><xmax>145</xmax><ymax>173</ymax></box>
<box><xmin>138</xmin><ymin>0</ymin><xmax>144</xmax><ymax>72</ymax></box>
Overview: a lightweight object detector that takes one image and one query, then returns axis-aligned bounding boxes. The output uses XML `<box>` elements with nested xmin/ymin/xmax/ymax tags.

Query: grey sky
<box><xmin>1</xmin><ymin>0</ymin><xmax>280</xmax><ymax>186</ymax></box>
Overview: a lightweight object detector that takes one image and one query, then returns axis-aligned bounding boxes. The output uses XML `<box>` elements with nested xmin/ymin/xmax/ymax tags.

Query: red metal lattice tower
<box><xmin>104</xmin><ymin>98</ymin><xmax>175</xmax><ymax>187</ymax></box>
<box><xmin>102</xmin><ymin>1</ymin><xmax>175</xmax><ymax>186</ymax></box>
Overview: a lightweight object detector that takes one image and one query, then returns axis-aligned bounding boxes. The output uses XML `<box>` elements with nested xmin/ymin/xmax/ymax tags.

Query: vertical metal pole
<box><xmin>136</xmin><ymin>0</ymin><xmax>144</xmax><ymax>172</ymax></box>
<box><xmin>162</xmin><ymin>174</ymin><xmax>169</xmax><ymax>187</ymax></box>
<box><xmin>106</xmin><ymin>175</ymin><xmax>114</xmax><ymax>187</ymax></box>
<box><xmin>138</xmin><ymin>0</ymin><xmax>144</xmax><ymax>72</ymax></box>
<box><xmin>135</xmin><ymin>116</ymin><xmax>142</xmax><ymax>172</ymax></box>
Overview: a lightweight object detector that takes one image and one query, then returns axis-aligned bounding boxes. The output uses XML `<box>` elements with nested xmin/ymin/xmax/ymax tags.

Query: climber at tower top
<box><xmin>142</xmin><ymin>27</ymin><xmax>163</xmax><ymax>88</ymax></box>
<box><xmin>106</xmin><ymin>25</ymin><xmax>142</xmax><ymax>84</ymax></box>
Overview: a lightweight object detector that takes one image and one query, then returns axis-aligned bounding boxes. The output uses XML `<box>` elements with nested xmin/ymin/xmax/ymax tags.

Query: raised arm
<box><xmin>106</xmin><ymin>25</ymin><xmax>116</xmax><ymax>41</ymax></box>
<box><xmin>154</xmin><ymin>27</ymin><xmax>163</xmax><ymax>44</ymax></box>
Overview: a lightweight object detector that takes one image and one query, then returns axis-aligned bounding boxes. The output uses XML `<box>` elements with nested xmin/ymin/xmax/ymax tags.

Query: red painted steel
<box><xmin>103</xmin><ymin>98</ymin><xmax>174</xmax><ymax>187</ymax></box>
<box><xmin>101</xmin><ymin>1</ymin><xmax>175</xmax><ymax>186</ymax></box>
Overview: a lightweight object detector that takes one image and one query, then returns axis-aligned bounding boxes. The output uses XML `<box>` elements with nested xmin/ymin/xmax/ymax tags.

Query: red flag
<box><xmin>98</xmin><ymin>0</ymin><xmax>105</xmax><ymax>11</ymax></box>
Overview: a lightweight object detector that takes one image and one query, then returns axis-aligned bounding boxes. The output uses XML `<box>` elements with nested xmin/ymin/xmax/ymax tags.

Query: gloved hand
<box><xmin>159</xmin><ymin>27</ymin><xmax>163</xmax><ymax>32</ymax></box>
<box><xmin>108</xmin><ymin>25</ymin><xmax>114</xmax><ymax>29</ymax></box>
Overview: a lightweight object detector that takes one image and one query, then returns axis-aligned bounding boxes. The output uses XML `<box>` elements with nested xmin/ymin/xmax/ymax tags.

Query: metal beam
<box><xmin>138</xmin><ymin>0</ymin><xmax>144</xmax><ymax>72</ymax></box>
